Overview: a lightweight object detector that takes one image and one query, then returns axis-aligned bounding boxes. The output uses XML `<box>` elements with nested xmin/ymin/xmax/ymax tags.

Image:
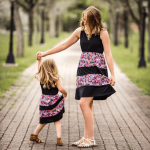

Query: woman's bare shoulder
<box><xmin>100</xmin><ymin>29</ymin><xmax>109</xmax><ymax>40</ymax></box>
<box><xmin>74</xmin><ymin>27</ymin><xmax>82</xmax><ymax>38</ymax></box>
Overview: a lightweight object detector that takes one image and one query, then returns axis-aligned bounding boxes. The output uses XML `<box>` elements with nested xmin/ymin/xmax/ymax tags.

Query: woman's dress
<box><xmin>75</xmin><ymin>30</ymin><xmax>116</xmax><ymax>100</ymax></box>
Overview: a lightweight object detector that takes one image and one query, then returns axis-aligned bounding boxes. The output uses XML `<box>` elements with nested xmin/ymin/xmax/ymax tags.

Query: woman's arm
<box><xmin>37</xmin><ymin>27</ymin><xmax>81</xmax><ymax>59</ymax></box>
<box><xmin>56</xmin><ymin>80</ymin><xmax>67</xmax><ymax>98</ymax></box>
<box><xmin>100</xmin><ymin>30</ymin><xmax>115</xmax><ymax>86</ymax></box>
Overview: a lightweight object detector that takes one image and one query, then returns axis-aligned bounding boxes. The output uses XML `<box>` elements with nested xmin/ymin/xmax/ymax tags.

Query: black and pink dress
<box><xmin>39</xmin><ymin>83</ymin><xmax>65</xmax><ymax>124</ymax></box>
<box><xmin>75</xmin><ymin>30</ymin><xmax>116</xmax><ymax>100</ymax></box>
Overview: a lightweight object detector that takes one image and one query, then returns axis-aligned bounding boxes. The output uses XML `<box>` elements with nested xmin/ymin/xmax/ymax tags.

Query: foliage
<box><xmin>62</xmin><ymin>0</ymin><xmax>109</xmax><ymax>31</ymax></box>
<box><xmin>4</xmin><ymin>19</ymin><xmax>16</xmax><ymax>31</ymax></box>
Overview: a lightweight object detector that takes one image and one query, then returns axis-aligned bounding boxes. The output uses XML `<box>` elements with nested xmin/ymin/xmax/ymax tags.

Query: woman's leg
<box><xmin>84</xmin><ymin>99</ymin><xmax>93</xmax><ymax>138</ymax></box>
<box><xmin>33</xmin><ymin>123</ymin><xmax>47</xmax><ymax>135</ymax></box>
<box><xmin>54</xmin><ymin>120</ymin><xmax>61</xmax><ymax>138</ymax></box>
<box><xmin>80</xmin><ymin>97</ymin><xmax>94</xmax><ymax>140</ymax></box>
<box><xmin>72</xmin><ymin>98</ymin><xmax>94</xmax><ymax>146</ymax></box>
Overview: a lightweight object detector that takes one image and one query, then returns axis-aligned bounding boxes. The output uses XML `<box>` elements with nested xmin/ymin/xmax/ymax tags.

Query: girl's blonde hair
<box><xmin>80</xmin><ymin>6</ymin><xmax>107</xmax><ymax>40</ymax></box>
<box><xmin>35</xmin><ymin>59</ymin><xmax>59</xmax><ymax>89</ymax></box>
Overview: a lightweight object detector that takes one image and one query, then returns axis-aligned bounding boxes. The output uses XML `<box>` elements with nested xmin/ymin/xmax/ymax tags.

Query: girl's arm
<box><xmin>36</xmin><ymin>27</ymin><xmax>81</xmax><ymax>59</ymax></box>
<box><xmin>37</xmin><ymin>55</ymin><xmax>41</xmax><ymax>71</ymax></box>
<box><xmin>100</xmin><ymin>30</ymin><xmax>115</xmax><ymax>86</ymax></box>
<box><xmin>56</xmin><ymin>80</ymin><xmax>67</xmax><ymax>98</ymax></box>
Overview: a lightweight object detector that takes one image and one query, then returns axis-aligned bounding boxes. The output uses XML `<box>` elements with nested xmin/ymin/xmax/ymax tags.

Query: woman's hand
<box><xmin>36</xmin><ymin>51</ymin><xmax>45</xmax><ymax>60</ymax></box>
<box><xmin>63</xmin><ymin>93</ymin><xmax>67</xmax><ymax>98</ymax></box>
<box><xmin>110</xmin><ymin>75</ymin><xmax>115</xmax><ymax>86</ymax></box>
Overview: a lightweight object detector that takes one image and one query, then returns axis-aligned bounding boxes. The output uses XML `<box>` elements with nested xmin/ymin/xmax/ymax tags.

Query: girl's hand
<box><xmin>110</xmin><ymin>75</ymin><xmax>115</xmax><ymax>86</ymax></box>
<box><xmin>36</xmin><ymin>51</ymin><xmax>41</xmax><ymax>60</ymax></box>
<box><xmin>36</xmin><ymin>51</ymin><xmax>45</xmax><ymax>60</ymax></box>
<box><xmin>37</xmin><ymin>53</ymin><xmax>41</xmax><ymax>61</ymax></box>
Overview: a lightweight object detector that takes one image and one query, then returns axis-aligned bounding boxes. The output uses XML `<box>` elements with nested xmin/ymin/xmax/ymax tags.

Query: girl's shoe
<box><xmin>57</xmin><ymin>137</ymin><xmax>63</xmax><ymax>146</ymax></box>
<box><xmin>72</xmin><ymin>137</ymin><xmax>85</xmax><ymax>146</ymax></box>
<box><xmin>29</xmin><ymin>134</ymin><xmax>44</xmax><ymax>143</ymax></box>
<box><xmin>77</xmin><ymin>138</ymin><xmax>97</xmax><ymax>148</ymax></box>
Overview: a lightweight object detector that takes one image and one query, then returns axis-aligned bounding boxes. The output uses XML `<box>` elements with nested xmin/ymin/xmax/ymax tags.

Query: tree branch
<box><xmin>15</xmin><ymin>0</ymin><xmax>29</xmax><ymax>11</ymax></box>
<box><xmin>125</xmin><ymin>0</ymin><xmax>140</xmax><ymax>24</ymax></box>
<box><xmin>31</xmin><ymin>0</ymin><xmax>38</xmax><ymax>9</ymax></box>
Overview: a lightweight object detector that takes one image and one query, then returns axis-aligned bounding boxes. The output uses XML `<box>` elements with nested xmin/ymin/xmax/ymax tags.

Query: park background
<box><xmin>0</xmin><ymin>0</ymin><xmax>150</xmax><ymax>109</ymax></box>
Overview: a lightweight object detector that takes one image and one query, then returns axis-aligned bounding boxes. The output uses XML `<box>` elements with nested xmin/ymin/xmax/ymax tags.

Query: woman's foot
<box><xmin>57</xmin><ymin>137</ymin><xmax>63</xmax><ymax>146</ymax></box>
<box><xmin>29</xmin><ymin>134</ymin><xmax>44</xmax><ymax>143</ymax></box>
<box><xmin>72</xmin><ymin>137</ymin><xmax>85</xmax><ymax>146</ymax></box>
<box><xmin>77</xmin><ymin>138</ymin><xmax>97</xmax><ymax>148</ymax></box>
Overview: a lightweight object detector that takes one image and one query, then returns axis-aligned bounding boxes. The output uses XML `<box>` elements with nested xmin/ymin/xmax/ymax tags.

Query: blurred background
<box><xmin>0</xmin><ymin>0</ymin><xmax>150</xmax><ymax>101</ymax></box>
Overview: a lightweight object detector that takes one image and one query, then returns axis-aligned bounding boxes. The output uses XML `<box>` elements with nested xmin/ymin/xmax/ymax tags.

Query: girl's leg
<box><xmin>33</xmin><ymin>123</ymin><xmax>47</xmax><ymax>135</ymax></box>
<box><xmin>54</xmin><ymin>120</ymin><xmax>61</xmax><ymax>138</ymax></box>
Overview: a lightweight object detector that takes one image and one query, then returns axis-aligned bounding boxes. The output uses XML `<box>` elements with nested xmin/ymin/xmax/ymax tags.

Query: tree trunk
<box><xmin>114</xmin><ymin>9</ymin><xmax>119</xmax><ymax>46</ymax></box>
<box><xmin>124</xmin><ymin>9</ymin><xmax>128</xmax><ymax>48</ymax></box>
<box><xmin>28</xmin><ymin>7</ymin><xmax>33</xmax><ymax>46</ymax></box>
<box><xmin>14</xmin><ymin>2</ymin><xmax>24</xmax><ymax>57</ymax></box>
<box><xmin>49</xmin><ymin>1</ymin><xmax>56</xmax><ymax>37</ymax></box>
<box><xmin>109</xmin><ymin>5</ymin><xmax>114</xmax><ymax>41</ymax></box>
<box><xmin>59</xmin><ymin>14</ymin><xmax>62</xmax><ymax>33</ymax></box>
<box><xmin>34</xmin><ymin>3</ymin><xmax>38</xmax><ymax>45</ymax></box>
<box><xmin>138</xmin><ymin>17</ymin><xmax>143</xmax><ymax>58</ymax></box>
<box><xmin>148</xmin><ymin>1</ymin><xmax>150</xmax><ymax>62</ymax></box>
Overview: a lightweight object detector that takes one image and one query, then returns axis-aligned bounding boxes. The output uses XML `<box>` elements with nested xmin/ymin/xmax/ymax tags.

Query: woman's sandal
<box><xmin>72</xmin><ymin>137</ymin><xmax>85</xmax><ymax>146</ymax></box>
<box><xmin>30</xmin><ymin>134</ymin><xmax>44</xmax><ymax>143</ymax></box>
<box><xmin>77</xmin><ymin>138</ymin><xmax>97</xmax><ymax>148</ymax></box>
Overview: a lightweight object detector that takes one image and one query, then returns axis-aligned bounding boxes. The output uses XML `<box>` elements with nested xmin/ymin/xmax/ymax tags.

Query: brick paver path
<box><xmin>0</xmin><ymin>40</ymin><xmax>150</xmax><ymax>150</ymax></box>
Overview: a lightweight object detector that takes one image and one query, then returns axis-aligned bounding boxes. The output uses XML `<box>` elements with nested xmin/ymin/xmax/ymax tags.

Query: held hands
<box><xmin>36</xmin><ymin>51</ymin><xmax>44</xmax><ymax>60</ymax></box>
<box><xmin>110</xmin><ymin>75</ymin><xmax>115</xmax><ymax>86</ymax></box>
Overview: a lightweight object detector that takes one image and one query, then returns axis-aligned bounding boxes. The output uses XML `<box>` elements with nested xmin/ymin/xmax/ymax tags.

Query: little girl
<box><xmin>30</xmin><ymin>57</ymin><xmax>67</xmax><ymax>146</ymax></box>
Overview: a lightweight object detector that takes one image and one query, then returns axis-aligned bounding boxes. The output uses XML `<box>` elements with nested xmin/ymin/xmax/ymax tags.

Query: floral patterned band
<box><xmin>76</xmin><ymin>74</ymin><xmax>110</xmax><ymax>88</ymax></box>
<box><xmin>40</xmin><ymin>94</ymin><xmax>64</xmax><ymax>117</ymax></box>
<box><xmin>78</xmin><ymin>52</ymin><xmax>107</xmax><ymax>69</ymax></box>
<box><xmin>40</xmin><ymin>94</ymin><xmax>61</xmax><ymax>106</ymax></box>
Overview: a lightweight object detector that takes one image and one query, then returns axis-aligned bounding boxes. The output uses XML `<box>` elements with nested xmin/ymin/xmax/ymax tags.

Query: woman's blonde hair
<box><xmin>80</xmin><ymin>6</ymin><xmax>107</xmax><ymax>40</ymax></box>
<box><xmin>35</xmin><ymin>59</ymin><xmax>59</xmax><ymax>89</ymax></box>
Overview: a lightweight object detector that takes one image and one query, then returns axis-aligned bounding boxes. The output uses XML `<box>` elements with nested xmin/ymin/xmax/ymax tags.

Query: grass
<box><xmin>0</xmin><ymin>31</ymin><xmax>71</xmax><ymax>97</ymax></box>
<box><xmin>111</xmin><ymin>31</ymin><xmax>150</xmax><ymax>97</ymax></box>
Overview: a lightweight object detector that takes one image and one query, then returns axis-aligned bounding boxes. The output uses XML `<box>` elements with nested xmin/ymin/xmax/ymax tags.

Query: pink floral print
<box><xmin>78</xmin><ymin>52</ymin><xmax>107</xmax><ymax>69</ymax></box>
<box><xmin>76</xmin><ymin>74</ymin><xmax>110</xmax><ymax>88</ymax></box>
<box><xmin>40</xmin><ymin>97</ymin><xmax>64</xmax><ymax>117</ymax></box>
<box><xmin>40</xmin><ymin>94</ymin><xmax>61</xmax><ymax>106</ymax></box>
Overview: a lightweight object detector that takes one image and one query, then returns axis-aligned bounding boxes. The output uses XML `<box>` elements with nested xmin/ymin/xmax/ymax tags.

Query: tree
<box><xmin>123</xmin><ymin>7</ymin><xmax>129</xmax><ymax>48</ymax></box>
<box><xmin>105</xmin><ymin>0</ymin><xmax>121</xmax><ymax>46</ymax></box>
<box><xmin>49</xmin><ymin>0</ymin><xmax>56</xmax><ymax>37</ymax></box>
<box><xmin>16</xmin><ymin>0</ymin><xmax>38</xmax><ymax>46</ymax></box>
<box><xmin>14</xmin><ymin>1</ymin><xmax>24</xmax><ymax>57</ymax></box>
<box><xmin>33</xmin><ymin>2</ymin><xmax>39</xmax><ymax>45</ymax></box>
<box><xmin>148</xmin><ymin>1</ymin><xmax>150</xmax><ymax>61</ymax></box>
<box><xmin>123</xmin><ymin>0</ymin><xmax>143</xmax><ymax>57</ymax></box>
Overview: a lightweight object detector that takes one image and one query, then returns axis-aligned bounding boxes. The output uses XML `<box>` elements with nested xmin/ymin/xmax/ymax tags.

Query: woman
<box><xmin>36</xmin><ymin>6</ymin><xmax>116</xmax><ymax>148</ymax></box>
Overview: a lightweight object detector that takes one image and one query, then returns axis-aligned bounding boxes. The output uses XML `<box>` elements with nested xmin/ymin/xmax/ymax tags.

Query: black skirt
<box><xmin>39</xmin><ymin>94</ymin><xmax>65</xmax><ymax>124</ymax></box>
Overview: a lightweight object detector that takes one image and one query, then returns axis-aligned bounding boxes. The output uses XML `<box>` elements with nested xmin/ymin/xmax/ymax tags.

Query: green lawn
<box><xmin>0</xmin><ymin>32</ymin><xmax>71</xmax><ymax>97</ymax></box>
<box><xmin>111</xmin><ymin>32</ymin><xmax>150</xmax><ymax>97</ymax></box>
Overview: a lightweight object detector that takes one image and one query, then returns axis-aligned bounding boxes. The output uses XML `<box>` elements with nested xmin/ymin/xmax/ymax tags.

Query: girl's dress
<box><xmin>39</xmin><ymin>83</ymin><xmax>65</xmax><ymax>124</ymax></box>
<box><xmin>75</xmin><ymin>30</ymin><xmax>116</xmax><ymax>100</ymax></box>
